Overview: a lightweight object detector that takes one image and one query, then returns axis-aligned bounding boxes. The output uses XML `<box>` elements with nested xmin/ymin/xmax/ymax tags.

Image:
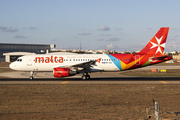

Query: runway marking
<box><xmin>159</xmin><ymin>81</ymin><xmax>169</xmax><ymax>84</ymax></box>
<box><xmin>60</xmin><ymin>81</ymin><xmax>69</xmax><ymax>84</ymax></box>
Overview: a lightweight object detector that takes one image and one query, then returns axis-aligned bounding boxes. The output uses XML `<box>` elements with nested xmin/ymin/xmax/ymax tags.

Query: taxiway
<box><xmin>0</xmin><ymin>65</ymin><xmax>180</xmax><ymax>84</ymax></box>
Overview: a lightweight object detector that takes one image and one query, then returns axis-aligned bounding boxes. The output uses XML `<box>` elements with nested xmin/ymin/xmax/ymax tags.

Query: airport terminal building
<box><xmin>0</xmin><ymin>43</ymin><xmax>55</xmax><ymax>62</ymax></box>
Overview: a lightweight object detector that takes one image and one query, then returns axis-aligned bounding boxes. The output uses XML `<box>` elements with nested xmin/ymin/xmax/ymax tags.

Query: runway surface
<box><xmin>1</xmin><ymin>65</ymin><xmax>180</xmax><ymax>84</ymax></box>
<box><xmin>1</xmin><ymin>77</ymin><xmax>180</xmax><ymax>84</ymax></box>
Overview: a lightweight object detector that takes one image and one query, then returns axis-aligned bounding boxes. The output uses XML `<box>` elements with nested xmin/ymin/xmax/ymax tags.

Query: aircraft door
<box><xmin>27</xmin><ymin>56</ymin><xmax>32</xmax><ymax>66</ymax></box>
<box><xmin>135</xmin><ymin>55</ymin><xmax>140</xmax><ymax>65</ymax></box>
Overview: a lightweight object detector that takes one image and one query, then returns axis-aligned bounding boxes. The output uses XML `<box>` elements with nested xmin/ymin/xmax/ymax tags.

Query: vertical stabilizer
<box><xmin>137</xmin><ymin>27</ymin><xmax>169</xmax><ymax>55</ymax></box>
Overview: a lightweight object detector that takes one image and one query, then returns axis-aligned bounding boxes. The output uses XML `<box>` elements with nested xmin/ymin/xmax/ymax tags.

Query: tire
<box><xmin>86</xmin><ymin>75</ymin><xmax>90</xmax><ymax>80</ymax></box>
<box><xmin>81</xmin><ymin>75</ymin><xmax>87</xmax><ymax>80</ymax></box>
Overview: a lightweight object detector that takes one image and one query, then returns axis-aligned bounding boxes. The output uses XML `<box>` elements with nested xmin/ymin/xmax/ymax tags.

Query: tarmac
<box><xmin>0</xmin><ymin>65</ymin><xmax>180</xmax><ymax>84</ymax></box>
<box><xmin>0</xmin><ymin>65</ymin><xmax>179</xmax><ymax>78</ymax></box>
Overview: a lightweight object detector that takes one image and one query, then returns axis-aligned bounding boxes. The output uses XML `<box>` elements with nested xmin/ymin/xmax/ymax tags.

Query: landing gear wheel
<box><xmin>86</xmin><ymin>75</ymin><xmax>90</xmax><ymax>80</ymax></box>
<box><xmin>29</xmin><ymin>71</ymin><xmax>34</xmax><ymax>80</ymax></box>
<box><xmin>82</xmin><ymin>75</ymin><xmax>87</xmax><ymax>80</ymax></box>
<box><xmin>81</xmin><ymin>74</ymin><xmax>91</xmax><ymax>80</ymax></box>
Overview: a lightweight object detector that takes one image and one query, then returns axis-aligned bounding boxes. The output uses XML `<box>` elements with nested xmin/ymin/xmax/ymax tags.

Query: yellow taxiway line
<box><xmin>159</xmin><ymin>81</ymin><xmax>169</xmax><ymax>84</ymax></box>
<box><xmin>60</xmin><ymin>81</ymin><xmax>69</xmax><ymax>84</ymax></box>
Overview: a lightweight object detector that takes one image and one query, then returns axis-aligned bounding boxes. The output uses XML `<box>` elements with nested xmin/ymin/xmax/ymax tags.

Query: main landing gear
<box><xmin>29</xmin><ymin>71</ymin><xmax>34</xmax><ymax>80</ymax></box>
<box><xmin>81</xmin><ymin>72</ymin><xmax>90</xmax><ymax>80</ymax></box>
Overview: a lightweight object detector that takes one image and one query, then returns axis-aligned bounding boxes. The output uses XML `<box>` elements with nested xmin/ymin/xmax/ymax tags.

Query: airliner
<box><xmin>9</xmin><ymin>27</ymin><xmax>172</xmax><ymax>80</ymax></box>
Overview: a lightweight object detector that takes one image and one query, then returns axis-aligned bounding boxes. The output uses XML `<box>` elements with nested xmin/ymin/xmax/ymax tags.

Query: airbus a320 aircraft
<box><xmin>10</xmin><ymin>27</ymin><xmax>172</xmax><ymax>80</ymax></box>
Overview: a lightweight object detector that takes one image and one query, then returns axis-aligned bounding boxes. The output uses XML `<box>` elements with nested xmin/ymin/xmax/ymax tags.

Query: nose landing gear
<box><xmin>29</xmin><ymin>71</ymin><xmax>34</xmax><ymax>80</ymax></box>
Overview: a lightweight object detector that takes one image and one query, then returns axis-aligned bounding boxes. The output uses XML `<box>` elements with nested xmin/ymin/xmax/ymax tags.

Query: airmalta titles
<box><xmin>35</xmin><ymin>56</ymin><xmax>63</xmax><ymax>63</ymax></box>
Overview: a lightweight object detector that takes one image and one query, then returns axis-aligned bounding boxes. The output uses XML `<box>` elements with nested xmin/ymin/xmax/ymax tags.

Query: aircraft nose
<box><xmin>9</xmin><ymin>62</ymin><xmax>16</xmax><ymax>70</ymax></box>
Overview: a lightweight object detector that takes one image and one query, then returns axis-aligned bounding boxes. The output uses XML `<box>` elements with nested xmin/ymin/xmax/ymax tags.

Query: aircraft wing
<box><xmin>55</xmin><ymin>58</ymin><xmax>101</xmax><ymax>69</ymax></box>
<box><xmin>72</xmin><ymin>58</ymin><xmax>101</xmax><ymax>68</ymax></box>
<box><xmin>71</xmin><ymin>60</ymin><xmax>97</xmax><ymax>68</ymax></box>
<box><xmin>71</xmin><ymin>59</ymin><xmax>104</xmax><ymax>72</ymax></box>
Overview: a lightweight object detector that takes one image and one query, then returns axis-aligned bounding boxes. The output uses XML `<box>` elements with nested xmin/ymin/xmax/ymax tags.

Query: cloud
<box><xmin>98</xmin><ymin>43</ymin><xmax>119</xmax><ymax>50</ymax></box>
<box><xmin>29</xmin><ymin>27</ymin><xmax>38</xmax><ymax>30</ymax></box>
<box><xmin>52</xmin><ymin>39</ymin><xmax>59</xmax><ymax>41</ymax></box>
<box><xmin>78</xmin><ymin>29</ymin><xmax>92</xmax><ymax>32</ymax></box>
<box><xmin>172</xmin><ymin>28</ymin><xmax>180</xmax><ymax>31</ymax></box>
<box><xmin>98</xmin><ymin>42</ymin><xmax>145</xmax><ymax>52</ymax></box>
<box><xmin>77</xmin><ymin>33</ymin><xmax>91</xmax><ymax>35</ymax></box>
<box><xmin>100</xmin><ymin>34</ymin><xmax>112</xmax><ymax>36</ymax></box>
<box><xmin>166</xmin><ymin>41</ymin><xmax>180</xmax><ymax>51</ymax></box>
<box><xmin>6</xmin><ymin>29</ymin><xmax>18</xmax><ymax>32</ymax></box>
<box><xmin>106</xmin><ymin>38</ymin><xmax>120</xmax><ymax>41</ymax></box>
<box><xmin>147</xmin><ymin>27</ymin><xmax>152</xmax><ymax>30</ymax></box>
<box><xmin>96</xmin><ymin>38</ymin><xmax>120</xmax><ymax>42</ymax></box>
<box><xmin>22</xmin><ymin>27</ymin><xmax>27</xmax><ymax>29</ymax></box>
<box><xmin>98</xmin><ymin>25</ymin><xmax>110</xmax><ymax>31</ymax></box>
<box><xmin>14</xmin><ymin>35</ymin><xmax>26</xmax><ymax>38</ymax></box>
<box><xmin>115</xmin><ymin>28</ymin><xmax>122</xmax><ymax>31</ymax></box>
<box><xmin>107</xmin><ymin>43</ymin><xmax>115</xmax><ymax>49</ymax></box>
<box><xmin>0</xmin><ymin>26</ymin><xmax>18</xmax><ymax>32</ymax></box>
<box><xmin>0</xmin><ymin>26</ymin><xmax>7</xmax><ymax>31</ymax></box>
<box><xmin>59</xmin><ymin>46</ymin><xmax>80</xmax><ymax>50</ymax></box>
<box><xmin>22</xmin><ymin>27</ymin><xmax>38</xmax><ymax>30</ymax></box>
<box><xmin>126</xmin><ymin>44</ymin><xmax>146</xmax><ymax>52</ymax></box>
<box><xmin>97</xmin><ymin>45</ymin><xmax>107</xmax><ymax>50</ymax></box>
<box><xmin>126</xmin><ymin>41</ymin><xmax>180</xmax><ymax>52</ymax></box>
<box><xmin>168</xmin><ymin>35</ymin><xmax>180</xmax><ymax>42</ymax></box>
<box><xmin>173</xmin><ymin>35</ymin><xmax>180</xmax><ymax>38</ymax></box>
<box><xmin>96</xmin><ymin>39</ymin><xmax>104</xmax><ymax>41</ymax></box>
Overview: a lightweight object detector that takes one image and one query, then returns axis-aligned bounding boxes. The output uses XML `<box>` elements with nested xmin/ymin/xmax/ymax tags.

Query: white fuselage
<box><xmin>10</xmin><ymin>54</ymin><xmax>120</xmax><ymax>72</ymax></box>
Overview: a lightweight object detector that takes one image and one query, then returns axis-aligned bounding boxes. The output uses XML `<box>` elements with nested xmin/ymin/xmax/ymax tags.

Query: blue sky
<box><xmin>0</xmin><ymin>0</ymin><xmax>180</xmax><ymax>52</ymax></box>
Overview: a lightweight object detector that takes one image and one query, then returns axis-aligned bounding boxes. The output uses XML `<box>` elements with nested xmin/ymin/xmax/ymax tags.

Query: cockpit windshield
<box><xmin>16</xmin><ymin>59</ymin><xmax>22</xmax><ymax>62</ymax></box>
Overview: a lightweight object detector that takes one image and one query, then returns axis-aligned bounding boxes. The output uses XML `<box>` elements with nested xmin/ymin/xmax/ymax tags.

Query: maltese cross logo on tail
<box><xmin>150</xmin><ymin>36</ymin><xmax>166</xmax><ymax>54</ymax></box>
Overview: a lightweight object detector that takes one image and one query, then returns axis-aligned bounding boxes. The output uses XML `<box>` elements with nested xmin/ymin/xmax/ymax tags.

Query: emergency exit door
<box><xmin>135</xmin><ymin>55</ymin><xmax>140</xmax><ymax>65</ymax></box>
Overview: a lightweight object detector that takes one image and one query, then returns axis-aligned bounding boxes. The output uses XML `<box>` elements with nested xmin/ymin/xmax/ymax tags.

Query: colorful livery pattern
<box><xmin>138</xmin><ymin>27</ymin><xmax>169</xmax><ymax>55</ymax></box>
<box><xmin>9</xmin><ymin>27</ymin><xmax>172</xmax><ymax>80</ymax></box>
<box><xmin>108</xmin><ymin>27</ymin><xmax>171</xmax><ymax>71</ymax></box>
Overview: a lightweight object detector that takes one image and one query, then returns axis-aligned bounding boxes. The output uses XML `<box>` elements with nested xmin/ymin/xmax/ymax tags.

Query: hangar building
<box><xmin>0</xmin><ymin>43</ymin><xmax>55</xmax><ymax>62</ymax></box>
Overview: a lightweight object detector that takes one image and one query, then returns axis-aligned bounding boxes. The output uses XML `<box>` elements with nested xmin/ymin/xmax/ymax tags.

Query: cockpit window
<box><xmin>16</xmin><ymin>59</ymin><xmax>22</xmax><ymax>62</ymax></box>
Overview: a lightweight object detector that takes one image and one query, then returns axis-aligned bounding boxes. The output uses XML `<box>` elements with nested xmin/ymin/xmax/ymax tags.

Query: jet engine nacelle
<box><xmin>53</xmin><ymin>67</ymin><xmax>76</xmax><ymax>77</ymax></box>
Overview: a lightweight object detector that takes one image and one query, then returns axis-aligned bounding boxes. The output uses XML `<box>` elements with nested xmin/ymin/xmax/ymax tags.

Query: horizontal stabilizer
<box><xmin>151</xmin><ymin>55</ymin><xmax>172</xmax><ymax>60</ymax></box>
